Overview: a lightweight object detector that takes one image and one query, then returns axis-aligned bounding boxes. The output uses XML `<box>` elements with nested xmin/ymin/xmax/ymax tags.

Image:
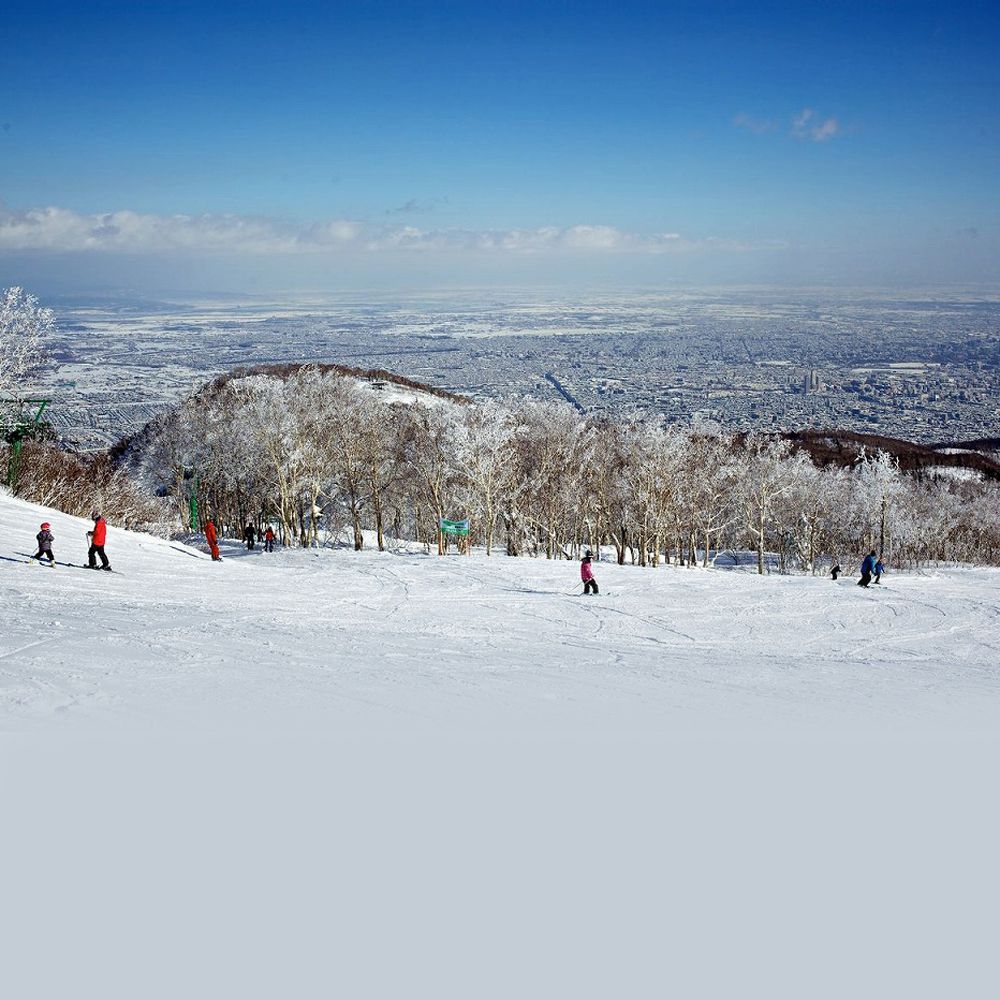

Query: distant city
<box><xmin>29</xmin><ymin>288</ymin><xmax>1000</xmax><ymax>450</ymax></box>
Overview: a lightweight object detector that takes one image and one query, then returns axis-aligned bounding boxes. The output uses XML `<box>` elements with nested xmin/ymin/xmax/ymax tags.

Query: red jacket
<box><xmin>581</xmin><ymin>558</ymin><xmax>594</xmax><ymax>582</ymax></box>
<box><xmin>205</xmin><ymin>521</ymin><xmax>218</xmax><ymax>545</ymax></box>
<box><xmin>92</xmin><ymin>518</ymin><xmax>107</xmax><ymax>546</ymax></box>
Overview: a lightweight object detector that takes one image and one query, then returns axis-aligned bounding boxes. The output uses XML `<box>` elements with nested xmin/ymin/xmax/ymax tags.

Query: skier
<box><xmin>263</xmin><ymin>526</ymin><xmax>275</xmax><ymax>552</ymax></box>
<box><xmin>858</xmin><ymin>549</ymin><xmax>877</xmax><ymax>588</ymax></box>
<box><xmin>205</xmin><ymin>518</ymin><xmax>222</xmax><ymax>561</ymax></box>
<box><xmin>243</xmin><ymin>524</ymin><xmax>256</xmax><ymax>550</ymax></box>
<box><xmin>831</xmin><ymin>563</ymin><xmax>841</xmax><ymax>580</ymax></box>
<box><xmin>581</xmin><ymin>550</ymin><xmax>599</xmax><ymax>595</ymax></box>
<box><xmin>87</xmin><ymin>512</ymin><xmax>111</xmax><ymax>571</ymax></box>
<box><xmin>32</xmin><ymin>522</ymin><xmax>55</xmax><ymax>564</ymax></box>
<box><xmin>873</xmin><ymin>556</ymin><xmax>885</xmax><ymax>584</ymax></box>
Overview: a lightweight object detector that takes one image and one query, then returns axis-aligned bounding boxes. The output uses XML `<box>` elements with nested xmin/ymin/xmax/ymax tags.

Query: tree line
<box><xmin>116</xmin><ymin>365</ymin><xmax>1000</xmax><ymax>571</ymax></box>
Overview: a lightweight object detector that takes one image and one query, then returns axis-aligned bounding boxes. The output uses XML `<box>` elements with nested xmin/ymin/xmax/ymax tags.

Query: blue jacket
<box><xmin>861</xmin><ymin>554</ymin><xmax>876</xmax><ymax>575</ymax></box>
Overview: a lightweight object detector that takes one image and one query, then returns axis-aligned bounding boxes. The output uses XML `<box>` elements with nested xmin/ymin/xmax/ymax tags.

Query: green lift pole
<box><xmin>4</xmin><ymin>398</ymin><xmax>51</xmax><ymax>489</ymax></box>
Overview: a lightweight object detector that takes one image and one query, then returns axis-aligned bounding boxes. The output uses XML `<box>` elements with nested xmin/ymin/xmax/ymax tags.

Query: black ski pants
<box><xmin>33</xmin><ymin>548</ymin><xmax>55</xmax><ymax>563</ymax></box>
<box><xmin>858</xmin><ymin>571</ymin><xmax>872</xmax><ymax>588</ymax></box>
<box><xmin>88</xmin><ymin>544</ymin><xmax>110</xmax><ymax>569</ymax></box>
<box><xmin>584</xmin><ymin>579</ymin><xmax>599</xmax><ymax>595</ymax></box>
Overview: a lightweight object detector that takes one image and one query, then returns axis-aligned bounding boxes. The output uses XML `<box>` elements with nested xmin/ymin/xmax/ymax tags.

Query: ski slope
<box><xmin>2</xmin><ymin>490</ymin><xmax>999</xmax><ymax>733</ymax></box>
<box><xmin>4</xmin><ymin>490</ymin><xmax>1000</xmax><ymax>1000</ymax></box>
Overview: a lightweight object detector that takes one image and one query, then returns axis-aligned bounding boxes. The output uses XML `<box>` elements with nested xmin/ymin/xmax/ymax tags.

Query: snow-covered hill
<box><xmin>2</xmin><ymin>489</ymin><xmax>999</xmax><ymax>732</ymax></box>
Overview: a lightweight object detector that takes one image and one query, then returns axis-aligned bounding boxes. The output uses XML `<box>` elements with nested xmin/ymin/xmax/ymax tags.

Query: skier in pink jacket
<box><xmin>581</xmin><ymin>550</ymin><xmax>599</xmax><ymax>595</ymax></box>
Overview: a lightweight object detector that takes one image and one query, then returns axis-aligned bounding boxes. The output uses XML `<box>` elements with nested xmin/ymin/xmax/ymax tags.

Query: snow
<box><xmin>3</xmin><ymin>489</ymin><xmax>999</xmax><ymax>734</ymax></box>
<box><xmin>5</xmin><ymin>489</ymin><xmax>1000</xmax><ymax>998</ymax></box>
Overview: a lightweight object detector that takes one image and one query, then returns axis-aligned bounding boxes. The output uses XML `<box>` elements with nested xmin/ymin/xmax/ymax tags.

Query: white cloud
<box><xmin>0</xmin><ymin>204</ymin><xmax>758</xmax><ymax>257</ymax></box>
<box><xmin>791</xmin><ymin>107</ymin><xmax>841</xmax><ymax>142</ymax></box>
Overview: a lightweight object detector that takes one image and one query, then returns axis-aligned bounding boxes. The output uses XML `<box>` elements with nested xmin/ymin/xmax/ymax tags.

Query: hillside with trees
<box><xmin>102</xmin><ymin>363</ymin><xmax>1000</xmax><ymax>571</ymax></box>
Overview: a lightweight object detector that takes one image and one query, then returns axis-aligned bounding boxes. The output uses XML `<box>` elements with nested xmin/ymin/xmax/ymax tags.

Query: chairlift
<box><xmin>1</xmin><ymin>397</ymin><xmax>53</xmax><ymax>487</ymax></box>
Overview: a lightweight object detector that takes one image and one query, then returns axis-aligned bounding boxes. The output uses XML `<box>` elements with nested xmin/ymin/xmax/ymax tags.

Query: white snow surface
<box><xmin>3</xmin><ymin>491</ymin><xmax>999</xmax><ymax>733</ymax></box>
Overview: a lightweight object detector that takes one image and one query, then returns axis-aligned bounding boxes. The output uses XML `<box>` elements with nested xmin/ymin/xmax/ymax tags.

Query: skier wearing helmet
<box><xmin>86</xmin><ymin>512</ymin><xmax>111</xmax><ymax>571</ymax></box>
<box><xmin>32</xmin><ymin>522</ymin><xmax>55</xmax><ymax>564</ymax></box>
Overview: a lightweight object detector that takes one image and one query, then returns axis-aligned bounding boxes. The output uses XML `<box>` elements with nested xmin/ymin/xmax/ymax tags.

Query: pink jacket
<box><xmin>581</xmin><ymin>559</ymin><xmax>594</xmax><ymax>582</ymax></box>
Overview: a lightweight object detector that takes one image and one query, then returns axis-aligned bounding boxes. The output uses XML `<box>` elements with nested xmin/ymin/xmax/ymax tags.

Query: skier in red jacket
<box><xmin>205</xmin><ymin>518</ymin><xmax>221</xmax><ymax>561</ymax></box>
<box><xmin>87</xmin><ymin>512</ymin><xmax>111</xmax><ymax>570</ymax></box>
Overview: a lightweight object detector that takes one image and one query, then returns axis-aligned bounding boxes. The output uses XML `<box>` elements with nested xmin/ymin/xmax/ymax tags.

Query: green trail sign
<box><xmin>440</xmin><ymin>518</ymin><xmax>470</xmax><ymax>537</ymax></box>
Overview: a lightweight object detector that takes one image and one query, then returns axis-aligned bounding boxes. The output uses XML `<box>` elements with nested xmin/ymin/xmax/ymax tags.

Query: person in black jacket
<box><xmin>243</xmin><ymin>524</ymin><xmax>256</xmax><ymax>550</ymax></box>
<box><xmin>32</xmin><ymin>522</ymin><xmax>55</xmax><ymax>564</ymax></box>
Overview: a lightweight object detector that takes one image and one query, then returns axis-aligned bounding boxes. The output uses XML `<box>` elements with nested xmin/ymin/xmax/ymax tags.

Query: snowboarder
<box><xmin>243</xmin><ymin>524</ymin><xmax>256</xmax><ymax>550</ymax></box>
<box><xmin>32</xmin><ymin>522</ymin><xmax>55</xmax><ymax>564</ymax></box>
<box><xmin>858</xmin><ymin>549</ymin><xmax>877</xmax><ymax>588</ymax></box>
<box><xmin>205</xmin><ymin>518</ymin><xmax>221</xmax><ymax>561</ymax></box>
<box><xmin>831</xmin><ymin>564</ymin><xmax>841</xmax><ymax>580</ymax></box>
<box><xmin>581</xmin><ymin>550</ymin><xmax>599</xmax><ymax>595</ymax></box>
<box><xmin>873</xmin><ymin>556</ymin><xmax>885</xmax><ymax>584</ymax></box>
<box><xmin>87</xmin><ymin>512</ymin><xmax>111</xmax><ymax>571</ymax></box>
<box><xmin>263</xmin><ymin>526</ymin><xmax>275</xmax><ymax>552</ymax></box>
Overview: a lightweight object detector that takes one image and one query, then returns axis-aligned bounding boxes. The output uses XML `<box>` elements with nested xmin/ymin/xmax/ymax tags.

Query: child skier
<box><xmin>32</xmin><ymin>522</ymin><xmax>55</xmax><ymax>564</ymax></box>
<box><xmin>263</xmin><ymin>526</ymin><xmax>275</xmax><ymax>552</ymax></box>
<box><xmin>581</xmin><ymin>550</ymin><xmax>599</xmax><ymax>595</ymax></box>
<box><xmin>86</xmin><ymin>512</ymin><xmax>111</xmax><ymax>571</ymax></box>
<box><xmin>873</xmin><ymin>556</ymin><xmax>885</xmax><ymax>584</ymax></box>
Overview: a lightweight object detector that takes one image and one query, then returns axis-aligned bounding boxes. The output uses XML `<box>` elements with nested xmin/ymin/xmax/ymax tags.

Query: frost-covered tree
<box><xmin>681</xmin><ymin>432</ymin><xmax>740</xmax><ymax>568</ymax></box>
<box><xmin>734</xmin><ymin>434</ymin><xmax>798</xmax><ymax>575</ymax></box>
<box><xmin>781</xmin><ymin>458</ymin><xmax>849</xmax><ymax>573</ymax></box>
<box><xmin>456</xmin><ymin>400</ymin><xmax>519</xmax><ymax>556</ymax></box>
<box><xmin>511</xmin><ymin>400</ymin><xmax>591</xmax><ymax>559</ymax></box>
<box><xmin>855</xmin><ymin>449</ymin><xmax>906</xmax><ymax>558</ymax></box>
<box><xmin>0</xmin><ymin>286</ymin><xmax>55</xmax><ymax>403</ymax></box>
<box><xmin>402</xmin><ymin>401</ymin><xmax>465</xmax><ymax>554</ymax></box>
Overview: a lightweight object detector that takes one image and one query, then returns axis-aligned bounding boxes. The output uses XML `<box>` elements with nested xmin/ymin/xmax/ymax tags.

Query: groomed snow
<box><xmin>2</xmin><ymin>490</ymin><xmax>999</xmax><ymax>733</ymax></box>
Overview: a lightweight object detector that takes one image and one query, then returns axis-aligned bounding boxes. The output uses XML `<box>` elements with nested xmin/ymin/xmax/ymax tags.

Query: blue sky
<box><xmin>1</xmin><ymin>0</ymin><xmax>997</xmax><ymax>292</ymax></box>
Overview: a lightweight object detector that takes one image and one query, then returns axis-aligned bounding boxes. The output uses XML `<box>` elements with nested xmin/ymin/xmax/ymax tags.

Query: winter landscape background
<box><xmin>4</xmin><ymin>0</ymin><xmax>1000</xmax><ymax>995</ymax></box>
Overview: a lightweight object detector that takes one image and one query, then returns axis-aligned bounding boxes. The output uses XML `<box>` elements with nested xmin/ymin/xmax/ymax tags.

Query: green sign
<box><xmin>440</xmin><ymin>518</ymin><xmax>470</xmax><ymax>537</ymax></box>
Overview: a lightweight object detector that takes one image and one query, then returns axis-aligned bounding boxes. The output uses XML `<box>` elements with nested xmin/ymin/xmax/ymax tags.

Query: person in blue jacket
<box><xmin>858</xmin><ymin>549</ymin><xmax>877</xmax><ymax>588</ymax></box>
<box><xmin>873</xmin><ymin>556</ymin><xmax>885</xmax><ymax>584</ymax></box>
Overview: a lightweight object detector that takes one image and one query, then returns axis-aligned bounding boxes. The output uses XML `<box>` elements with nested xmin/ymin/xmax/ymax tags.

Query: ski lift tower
<box><xmin>1</xmin><ymin>397</ymin><xmax>52</xmax><ymax>488</ymax></box>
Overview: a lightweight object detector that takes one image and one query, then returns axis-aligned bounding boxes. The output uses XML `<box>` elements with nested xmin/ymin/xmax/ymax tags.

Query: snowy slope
<box><xmin>2</xmin><ymin>489</ymin><xmax>999</xmax><ymax>732</ymax></box>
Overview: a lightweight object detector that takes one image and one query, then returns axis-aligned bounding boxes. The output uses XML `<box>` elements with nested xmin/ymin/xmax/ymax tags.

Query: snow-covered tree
<box><xmin>401</xmin><ymin>401</ymin><xmax>466</xmax><ymax>555</ymax></box>
<box><xmin>0</xmin><ymin>286</ymin><xmax>55</xmax><ymax>404</ymax></box>
<box><xmin>855</xmin><ymin>449</ymin><xmax>906</xmax><ymax>559</ymax></box>
<box><xmin>456</xmin><ymin>400</ymin><xmax>519</xmax><ymax>556</ymax></box>
<box><xmin>734</xmin><ymin>434</ymin><xmax>798</xmax><ymax>575</ymax></box>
